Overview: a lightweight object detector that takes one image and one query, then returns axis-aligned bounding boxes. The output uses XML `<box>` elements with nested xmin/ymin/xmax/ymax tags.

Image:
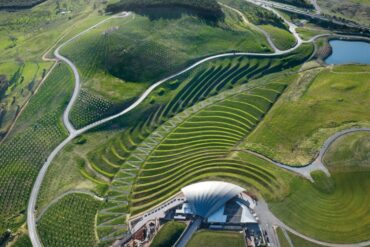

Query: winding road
<box><xmin>25</xmin><ymin>3</ymin><xmax>370</xmax><ymax>247</ymax></box>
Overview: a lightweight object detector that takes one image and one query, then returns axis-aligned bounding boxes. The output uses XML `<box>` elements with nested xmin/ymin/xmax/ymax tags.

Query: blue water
<box><xmin>325</xmin><ymin>40</ymin><xmax>370</xmax><ymax>65</ymax></box>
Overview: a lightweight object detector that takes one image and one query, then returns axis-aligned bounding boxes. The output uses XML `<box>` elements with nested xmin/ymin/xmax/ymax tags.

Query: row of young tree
<box><xmin>106</xmin><ymin>0</ymin><xmax>224</xmax><ymax>21</ymax></box>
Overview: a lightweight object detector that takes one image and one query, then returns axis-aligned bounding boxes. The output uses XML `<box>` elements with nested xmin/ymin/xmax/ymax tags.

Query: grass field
<box><xmin>151</xmin><ymin>221</ymin><xmax>186</xmax><ymax>247</ymax></box>
<box><xmin>270</xmin><ymin>171</ymin><xmax>370</xmax><ymax>243</ymax></box>
<box><xmin>276</xmin><ymin>227</ymin><xmax>291</xmax><ymax>247</ymax></box>
<box><xmin>186</xmin><ymin>230</ymin><xmax>246</xmax><ymax>247</ymax></box>
<box><xmin>323</xmin><ymin>131</ymin><xmax>370</xmax><ymax>171</ymax></box>
<box><xmin>38</xmin><ymin>193</ymin><xmax>101</xmax><ymax>247</ymax></box>
<box><xmin>288</xmin><ymin>232</ymin><xmax>325</xmax><ymax>247</ymax></box>
<box><xmin>243</xmin><ymin>65</ymin><xmax>370</xmax><ymax>165</ymax></box>
<box><xmin>260</xmin><ymin>25</ymin><xmax>297</xmax><ymax>50</ymax></box>
<box><xmin>0</xmin><ymin>64</ymin><xmax>72</xmax><ymax>232</ymax></box>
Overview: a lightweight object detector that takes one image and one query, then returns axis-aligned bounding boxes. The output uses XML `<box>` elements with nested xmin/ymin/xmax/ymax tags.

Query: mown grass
<box><xmin>38</xmin><ymin>193</ymin><xmax>101</xmax><ymax>247</ymax></box>
<box><xmin>151</xmin><ymin>221</ymin><xmax>186</xmax><ymax>247</ymax></box>
<box><xmin>288</xmin><ymin>232</ymin><xmax>325</xmax><ymax>247</ymax></box>
<box><xmin>323</xmin><ymin>131</ymin><xmax>370</xmax><ymax>171</ymax></box>
<box><xmin>186</xmin><ymin>230</ymin><xmax>246</xmax><ymax>247</ymax></box>
<box><xmin>243</xmin><ymin>65</ymin><xmax>370</xmax><ymax>165</ymax></box>
<box><xmin>0</xmin><ymin>64</ymin><xmax>72</xmax><ymax>232</ymax></box>
<box><xmin>270</xmin><ymin>171</ymin><xmax>370</xmax><ymax>243</ymax></box>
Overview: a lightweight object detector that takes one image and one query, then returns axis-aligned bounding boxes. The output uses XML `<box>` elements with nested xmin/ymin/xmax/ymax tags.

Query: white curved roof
<box><xmin>181</xmin><ymin>181</ymin><xmax>244</xmax><ymax>218</ymax></box>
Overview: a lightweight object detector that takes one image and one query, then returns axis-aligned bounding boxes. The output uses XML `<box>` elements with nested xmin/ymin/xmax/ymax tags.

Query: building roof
<box><xmin>181</xmin><ymin>181</ymin><xmax>245</xmax><ymax>218</ymax></box>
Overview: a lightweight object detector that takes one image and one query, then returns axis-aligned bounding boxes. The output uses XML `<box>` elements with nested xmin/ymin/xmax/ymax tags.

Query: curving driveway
<box><xmin>26</xmin><ymin>5</ymin><xmax>370</xmax><ymax>247</ymax></box>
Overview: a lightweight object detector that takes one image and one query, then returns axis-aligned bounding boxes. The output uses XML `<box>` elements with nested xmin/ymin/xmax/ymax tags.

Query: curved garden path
<box><xmin>26</xmin><ymin>4</ymin><xmax>370</xmax><ymax>247</ymax></box>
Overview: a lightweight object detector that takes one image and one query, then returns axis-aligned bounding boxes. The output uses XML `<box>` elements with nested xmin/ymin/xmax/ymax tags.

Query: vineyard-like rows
<box><xmin>131</xmin><ymin>83</ymin><xmax>287</xmax><ymax>212</ymax></box>
<box><xmin>86</xmin><ymin>44</ymin><xmax>312</xmax><ymax>181</ymax></box>
<box><xmin>94</xmin><ymin>81</ymin><xmax>288</xmax><ymax>244</ymax></box>
<box><xmin>70</xmin><ymin>89</ymin><xmax>121</xmax><ymax>129</ymax></box>
<box><xmin>0</xmin><ymin>64</ymin><xmax>73</xmax><ymax>232</ymax></box>
<box><xmin>38</xmin><ymin>193</ymin><xmax>101</xmax><ymax>247</ymax></box>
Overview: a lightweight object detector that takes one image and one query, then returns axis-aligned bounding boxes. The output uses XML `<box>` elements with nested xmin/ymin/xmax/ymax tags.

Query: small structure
<box><xmin>125</xmin><ymin>181</ymin><xmax>266</xmax><ymax>247</ymax></box>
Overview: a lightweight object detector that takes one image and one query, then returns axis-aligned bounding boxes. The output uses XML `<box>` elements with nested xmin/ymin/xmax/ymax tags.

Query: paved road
<box><xmin>248</xmin><ymin>0</ymin><xmax>370</xmax><ymax>32</ymax></box>
<box><xmin>220</xmin><ymin>2</ymin><xmax>282</xmax><ymax>53</ymax></box>
<box><xmin>26</xmin><ymin>4</ymin><xmax>370</xmax><ymax>247</ymax></box>
<box><xmin>26</xmin><ymin>12</ymin><xmax>132</xmax><ymax>247</ymax></box>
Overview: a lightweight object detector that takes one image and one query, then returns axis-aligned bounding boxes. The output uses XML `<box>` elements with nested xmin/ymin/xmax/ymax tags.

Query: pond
<box><xmin>325</xmin><ymin>40</ymin><xmax>370</xmax><ymax>65</ymax></box>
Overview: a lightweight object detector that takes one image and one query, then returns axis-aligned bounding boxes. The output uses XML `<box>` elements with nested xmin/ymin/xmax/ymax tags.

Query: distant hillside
<box><xmin>0</xmin><ymin>0</ymin><xmax>46</xmax><ymax>9</ymax></box>
<box><xmin>106</xmin><ymin>0</ymin><xmax>224</xmax><ymax>21</ymax></box>
<box><xmin>274</xmin><ymin>0</ymin><xmax>313</xmax><ymax>8</ymax></box>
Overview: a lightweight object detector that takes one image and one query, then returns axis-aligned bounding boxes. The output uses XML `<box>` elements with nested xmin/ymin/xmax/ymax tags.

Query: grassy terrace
<box><xmin>129</xmin><ymin>81</ymin><xmax>289</xmax><ymax>213</ymax></box>
<box><xmin>186</xmin><ymin>230</ymin><xmax>246</xmax><ymax>247</ymax></box>
<box><xmin>0</xmin><ymin>64</ymin><xmax>72</xmax><ymax>232</ymax></box>
<box><xmin>38</xmin><ymin>193</ymin><xmax>101</xmax><ymax>247</ymax></box>
<box><xmin>243</xmin><ymin>65</ymin><xmax>370</xmax><ymax>165</ymax></box>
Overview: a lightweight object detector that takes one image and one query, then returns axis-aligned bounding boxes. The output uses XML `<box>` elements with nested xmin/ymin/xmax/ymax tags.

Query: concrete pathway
<box><xmin>175</xmin><ymin>218</ymin><xmax>202</xmax><ymax>247</ymax></box>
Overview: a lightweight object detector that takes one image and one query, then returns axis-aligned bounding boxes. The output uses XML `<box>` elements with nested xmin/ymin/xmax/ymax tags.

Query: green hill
<box><xmin>0</xmin><ymin>0</ymin><xmax>45</xmax><ymax>9</ymax></box>
<box><xmin>106</xmin><ymin>0</ymin><xmax>223</xmax><ymax>21</ymax></box>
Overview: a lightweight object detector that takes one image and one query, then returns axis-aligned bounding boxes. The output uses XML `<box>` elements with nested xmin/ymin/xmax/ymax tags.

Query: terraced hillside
<box><xmin>95</xmin><ymin>80</ymin><xmax>293</xmax><ymax>242</ymax></box>
<box><xmin>131</xmin><ymin>83</ymin><xmax>287</xmax><ymax>211</ymax></box>
<box><xmin>33</xmin><ymin>47</ymin><xmax>311</xmax><ymax>243</ymax></box>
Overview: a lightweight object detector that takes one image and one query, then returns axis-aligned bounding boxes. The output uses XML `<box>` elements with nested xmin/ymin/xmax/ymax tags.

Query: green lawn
<box><xmin>243</xmin><ymin>65</ymin><xmax>370</xmax><ymax>165</ymax></box>
<box><xmin>270</xmin><ymin>171</ymin><xmax>370</xmax><ymax>243</ymax></box>
<box><xmin>260</xmin><ymin>25</ymin><xmax>297</xmax><ymax>50</ymax></box>
<box><xmin>151</xmin><ymin>221</ymin><xmax>186</xmax><ymax>247</ymax></box>
<box><xmin>186</xmin><ymin>230</ymin><xmax>245</xmax><ymax>247</ymax></box>
<box><xmin>276</xmin><ymin>227</ymin><xmax>291</xmax><ymax>247</ymax></box>
<box><xmin>324</xmin><ymin>131</ymin><xmax>370</xmax><ymax>171</ymax></box>
<box><xmin>288</xmin><ymin>232</ymin><xmax>325</xmax><ymax>247</ymax></box>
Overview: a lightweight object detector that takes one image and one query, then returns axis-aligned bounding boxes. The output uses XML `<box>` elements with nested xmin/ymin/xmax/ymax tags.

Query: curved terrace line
<box><xmin>26</xmin><ymin>5</ymin><xmax>370</xmax><ymax>247</ymax></box>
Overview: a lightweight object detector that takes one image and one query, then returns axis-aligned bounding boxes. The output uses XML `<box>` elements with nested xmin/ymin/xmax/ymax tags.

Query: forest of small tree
<box><xmin>106</xmin><ymin>0</ymin><xmax>224</xmax><ymax>21</ymax></box>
